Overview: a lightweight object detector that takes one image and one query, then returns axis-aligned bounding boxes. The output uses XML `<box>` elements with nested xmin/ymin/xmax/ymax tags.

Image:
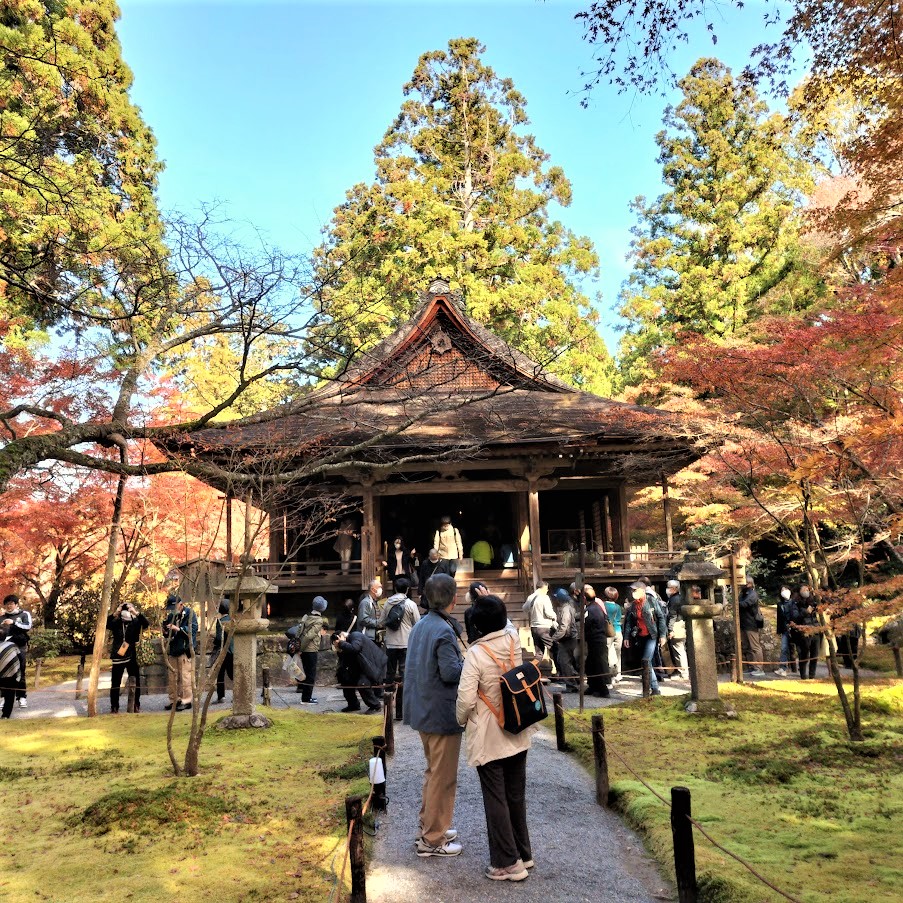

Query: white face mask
<box><xmin>121</xmin><ymin>610</ymin><xmax>133</xmax><ymax>621</ymax></box>
<box><xmin>780</xmin><ymin>589</ymin><xmax>791</xmax><ymax>600</ymax></box>
<box><xmin>394</xmin><ymin>541</ymin><xmax>402</xmax><ymax>549</ymax></box>
<box><xmin>373</xmin><ymin>587</ymin><xmax>383</xmax><ymax>598</ymax></box>
<box><xmin>801</xmin><ymin>590</ymin><xmax>811</xmax><ymax>599</ymax></box>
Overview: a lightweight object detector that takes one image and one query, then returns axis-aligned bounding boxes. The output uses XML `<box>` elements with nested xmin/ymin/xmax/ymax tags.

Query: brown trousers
<box><xmin>418</xmin><ymin>731</ymin><xmax>462</xmax><ymax>847</ymax></box>
<box><xmin>742</xmin><ymin>629</ymin><xmax>764</xmax><ymax>671</ymax></box>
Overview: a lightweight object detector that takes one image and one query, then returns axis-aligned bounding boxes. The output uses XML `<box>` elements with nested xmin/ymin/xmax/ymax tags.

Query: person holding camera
<box><xmin>162</xmin><ymin>593</ymin><xmax>198</xmax><ymax>711</ymax></box>
<box><xmin>107</xmin><ymin>600</ymin><xmax>150</xmax><ymax>714</ymax></box>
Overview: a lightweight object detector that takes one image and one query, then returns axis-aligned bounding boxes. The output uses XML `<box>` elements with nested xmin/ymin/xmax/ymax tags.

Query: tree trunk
<box><xmin>87</xmin><ymin>450</ymin><xmax>127</xmax><ymax>717</ymax></box>
<box><xmin>819</xmin><ymin>613</ymin><xmax>863</xmax><ymax>742</ymax></box>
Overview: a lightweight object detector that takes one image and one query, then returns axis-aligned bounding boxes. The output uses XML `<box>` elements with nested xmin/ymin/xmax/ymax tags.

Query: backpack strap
<box><xmin>474</xmin><ymin>638</ymin><xmax>519</xmax><ymax>728</ymax></box>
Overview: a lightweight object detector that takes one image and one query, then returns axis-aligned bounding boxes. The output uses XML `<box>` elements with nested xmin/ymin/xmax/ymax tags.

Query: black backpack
<box><xmin>383</xmin><ymin>599</ymin><xmax>405</xmax><ymax>632</ymax></box>
<box><xmin>477</xmin><ymin>638</ymin><xmax>548</xmax><ymax>734</ymax></box>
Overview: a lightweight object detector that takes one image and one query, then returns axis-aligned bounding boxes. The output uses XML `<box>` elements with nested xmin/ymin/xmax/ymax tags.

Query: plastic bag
<box><xmin>282</xmin><ymin>653</ymin><xmax>305</xmax><ymax>682</ymax></box>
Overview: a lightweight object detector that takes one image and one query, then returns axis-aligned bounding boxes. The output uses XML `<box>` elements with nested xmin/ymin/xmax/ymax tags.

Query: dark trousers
<box><xmin>1</xmin><ymin>678</ymin><xmax>16</xmax><ymax>718</ymax></box>
<box><xmin>299</xmin><ymin>651</ymin><xmax>318</xmax><ymax>701</ymax></box>
<box><xmin>652</xmin><ymin>644</ymin><xmax>667</xmax><ymax>681</ymax></box>
<box><xmin>793</xmin><ymin>634</ymin><xmax>818</xmax><ymax>679</ymax></box>
<box><xmin>554</xmin><ymin>637</ymin><xmax>579</xmax><ymax>689</ymax></box>
<box><xmin>531</xmin><ymin>628</ymin><xmax>553</xmax><ymax>656</ymax></box>
<box><xmin>837</xmin><ymin>634</ymin><xmax>859</xmax><ymax>669</ymax></box>
<box><xmin>585</xmin><ymin>640</ymin><xmax>610</xmax><ymax>695</ymax></box>
<box><xmin>386</xmin><ymin>647</ymin><xmax>407</xmax><ymax>685</ymax></box>
<box><xmin>15</xmin><ymin>649</ymin><xmax>26</xmax><ymax>700</ymax></box>
<box><xmin>216</xmin><ymin>650</ymin><xmax>234</xmax><ymax>700</ymax></box>
<box><xmin>343</xmin><ymin>682</ymin><xmax>380</xmax><ymax>711</ymax></box>
<box><xmin>110</xmin><ymin>658</ymin><xmax>141</xmax><ymax>711</ymax></box>
<box><xmin>476</xmin><ymin>751</ymin><xmax>532</xmax><ymax>868</ymax></box>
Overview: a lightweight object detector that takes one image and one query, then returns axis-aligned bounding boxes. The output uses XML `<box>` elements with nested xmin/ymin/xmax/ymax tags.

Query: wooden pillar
<box><xmin>225</xmin><ymin>491</ymin><xmax>233</xmax><ymax>563</ymax></box>
<box><xmin>243</xmin><ymin>490</ymin><xmax>252</xmax><ymax>558</ymax></box>
<box><xmin>515</xmin><ymin>492</ymin><xmax>531</xmax><ymax>592</ymax></box>
<box><xmin>361</xmin><ymin>485</ymin><xmax>375</xmax><ymax>590</ymax></box>
<box><xmin>528</xmin><ymin>485</ymin><xmax>542</xmax><ymax>588</ymax></box>
<box><xmin>372</xmin><ymin>494</ymin><xmax>382</xmax><ymax>580</ymax></box>
<box><xmin>615</xmin><ymin>483</ymin><xmax>630</xmax><ymax>554</ymax></box>
<box><xmin>592</xmin><ymin>500</ymin><xmax>603</xmax><ymax>556</ymax></box>
<box><xmin>268</xmin><ymin>507</ymin><xmax>284</xmax><ymax>564</ymax></box>
<box><xmin>662</xmin><ymin>474</ymin><xmax>674</xmax><ymax>554</ymax></box>
<box><xmin>603</xmin><ymin>494</ymin><xmax>614</xmax><ymax>559</ymax></box>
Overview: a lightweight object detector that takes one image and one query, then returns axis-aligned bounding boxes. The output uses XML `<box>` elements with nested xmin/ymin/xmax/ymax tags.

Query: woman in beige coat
<box><xmin>456</xmin><ymin>595</ymin><xmax>536</xmax><ymax>882</ymax></box>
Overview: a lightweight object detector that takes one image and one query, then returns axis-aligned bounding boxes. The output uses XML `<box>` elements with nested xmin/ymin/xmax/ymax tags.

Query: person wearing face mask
<box><xmin>622</xmin><ymin>581</ymin><xmax>667</xmax><ymax>695</ymax></box>
<box><xmin>387</xmin><ymin>536</ymin><xmax>419</xmax><ymax>586</ymax></box>
<box><xmin>789</xmin><ymin>583</ymin><xmax>819</xmax><ymax>679</ymax></box>
<box><xmin>358</xmin><ymin>578</ymin><xmax>384</xmax><ymax>646</ymax></box>
<box><xmin>419</xmin><ymin>549</ymin><xmax>451</xmax><ymax>606</ymax></box>
<box><xmin>433</xmin><ymin>515</ymin><xmax>464</xmax><ymax>574</ymax></box>
<box><xmin>107</xmin><ymin>600</ymin><xmax>149</xmax><ymax>714</ymax></box>
<box><xmin>739</xmin><ymin>577</ymin><xmax>766</xmax><ymax>677</ymax></box>
<box><xmin>664</xmin><ymin>580</ymin><xmax>689</xmax><ymax>680</ymax></box>
<box><xmin>775</xmin><ymin>585</ymin><xmax>796</xmax><ymax>677</ymax></box>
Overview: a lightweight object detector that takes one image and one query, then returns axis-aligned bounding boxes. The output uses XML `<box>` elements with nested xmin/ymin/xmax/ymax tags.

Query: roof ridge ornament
<box><xmin>428</xmin><ymin>277</ymin><xmax>451</xmax><ymax>294</ymax></box>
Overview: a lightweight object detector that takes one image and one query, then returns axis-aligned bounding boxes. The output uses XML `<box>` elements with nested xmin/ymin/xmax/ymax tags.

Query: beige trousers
<box><xmin>418</xmin><ymin>731</ymin><xmax>462</xmax><ymax>847</ymax></box>
<box><xmin>168</xmin><ymin>654</ymin><xmax>193</xmax><ymax>704</ymax></box>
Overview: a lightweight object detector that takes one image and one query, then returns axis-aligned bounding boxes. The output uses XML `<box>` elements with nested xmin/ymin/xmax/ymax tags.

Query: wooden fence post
<box><xmin>383</xmin><ymin>690</ymin><xmax>395</xmax><ymax>756</ymax></box>
<box><xmin>261</xmin><ymin>666</ymin><xmax>271</xmax><ymax>707</ymax></box>
<box><xmin>642</xmin><ymin>659</ymin><xmax>651</xmax><ymax>697</ymax></box>
<box><xmin>371</xmin><ymin>736</ymin><xmax>387</xmax><ymax>812</ymax></box>
<box><xmin>126</xmin><ymin>675</ymin><xmax>136</xmax><ymax>713</ymax></box>
<box><xmin>552</xmin><ymin>692</ymin><xmax>568</xmax><ymax>751</ymax></box>
<box><xmin>394</xmin><ymin>683</ymin><xmax>403</xmax><ymax>721</ymax></box>
<box><xmin>345</xmin><ymin>795</ymin><xmax>366</xmax><ymax>903</ymax></box>
<box><xmin>671</xmin><ymin>786</ymin><xmax>698</xmax><ymax>903</ymax></box>
<box><xmin>592</xmin><ymin>713</ymin><xmax>609</xmax><ymax>807</ymax></box>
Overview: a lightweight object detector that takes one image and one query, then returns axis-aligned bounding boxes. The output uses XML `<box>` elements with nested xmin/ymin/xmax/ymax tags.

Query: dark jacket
<box><xmin>789</xmin><ymin>593</ymin><xmax>818</xmax><ymax>630</ymax></box>
<box><xmin>738</xmin><ymin>586</ymin><xmax>762</xmax><ymax>631</ymax></box>
<box><xmin>584</xmin><ymin>601</ymin><xmax>610</xmax><ymax>646</ymax></box>
<box><xmin>335</xmin><ymin>605</ymin><xmax>356</xmax><ymax>635</ymax></box>
<box><xmin>214</xmin><ymin>614</ymin><xmax>233</xmax><ymax>655</ymax></box>
<box><xmin>550</xmin><ymin>598</ymin><xmax>578</xmax><ymax>642</ymax></box>
<box><xmin>106</xmin><ymin>612</ymin><xmax>149</xmax><ymax>664</ymax></box>
<box><xmin>403</xmin><ymin>610</ymin><xmax>464</xmax><ymax>734</ymax></box>
<box><xmin>418</xmin><ymin>557</ymin><xmax>450</xmax><ymax>597</ymax></box>
<box><xmin>164</xmin><ymin>605</ymin><xmax>198</xmax><ymax>657</ymax></box>
<box><xmin>387</xmin><ymin>548</ymin><xmax>418</xmax><ymax>582</ymax></box>
<box><xmin>623</xmin><ymin>599</ymin><xmax>667</xmax><ymax>643</ymax></box>
<box><xmin>776</xmin><ymin>597</ymin><xmax>793</xmax><ymax>635</ymax></box>
<box><xmin>338</xmin><ymin>631</ymin><xmax>387</xmax><ymax>686</ymax></box>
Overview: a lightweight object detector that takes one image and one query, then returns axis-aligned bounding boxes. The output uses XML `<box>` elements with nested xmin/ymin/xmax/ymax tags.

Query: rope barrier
<box><xmin>585</xmin><ymin>719</ymin><xmax>804</xmax><ymax>903</ymax></box>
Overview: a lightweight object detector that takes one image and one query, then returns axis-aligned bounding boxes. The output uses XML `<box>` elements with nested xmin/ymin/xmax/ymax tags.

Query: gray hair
<box><xmin>666</xmin><ymin>579</ymin><xmax>680</xmax><ymax>590</ymax></box>
<box><xmin>424</xmin><ymin>573</ymin><xmax>457</xmax><ymax>611</ymax></box>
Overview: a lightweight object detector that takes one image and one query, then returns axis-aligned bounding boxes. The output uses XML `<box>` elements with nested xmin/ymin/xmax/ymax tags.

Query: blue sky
<box><xmin>118</xmin><ymin>0</ymin><xmax>793</xmax><ymax>351</ymax></box>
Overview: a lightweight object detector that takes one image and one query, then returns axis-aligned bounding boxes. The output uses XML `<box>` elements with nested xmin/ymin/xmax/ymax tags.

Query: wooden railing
<box><xmin>227</xmin><ymin>560</ymin><xmax>363</xmax><ymax>581</ymax></box>
<box><xmin>540</xmin><ymin>549</ymin><xmax>681</xmax><ymax>574</ymax></box>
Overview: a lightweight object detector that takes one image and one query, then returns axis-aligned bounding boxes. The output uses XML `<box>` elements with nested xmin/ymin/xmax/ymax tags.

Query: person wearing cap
<box><xmin>664</xmin><ymin>580</ymin><xmax>689</xmax><ymax>680</ymax></box>
<box><xmin>212</xmin><ymin>597</ymin><xmax>233</xmax><ymax>703</ymax></box>
<box><xmin>549</xmin><ymin>588</ymin><xmax>580</xmax><ymax>692</ymax></box>
<box><xmin>293</xmin><ymin>596</ymin><xmax>329</xmax><ymax>704</ymax></box>
<box><xmin>522</xmin><ymin>582</ymin><xmax>557</xmax><ymax>660</ymax></box>
<box><xmin>379</xmin><ymin>576</ymin><xmax>421</xmax><ymax>686</ymax></box>
<box><xmin>622</xmin><ymin>581</ymin><xmax>667</xmax><ymax>695</ymax></box>
<box><xmin>106</xmin><ymin>600</ymin><xmax>149</xmax><ymax>713</ymax></box>
<box><xmin>163</xmin><ymin>594</ymin><xmax>198</xmax><ymax>711</ymax></box>
<box><xmin>1</xmin><ymin>594</ymin><xmax>32</xmax><ymax>708</ymax></box>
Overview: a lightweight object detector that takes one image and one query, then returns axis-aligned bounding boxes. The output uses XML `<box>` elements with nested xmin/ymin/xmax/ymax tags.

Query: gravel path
<box><xmin>365</xmin><ymin>718</ymin><xmax>674</xmax><ymax>903</ymax></box>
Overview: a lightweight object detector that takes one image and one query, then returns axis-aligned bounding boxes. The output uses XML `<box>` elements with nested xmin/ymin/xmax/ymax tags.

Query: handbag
<box><xmin>282</xmin><ymin>653</ymin><xmax>305</xmax><ymax>682</ymax></box>
<box><xmin>605</xmin><ymin>618</ymin><xmax>615</xmax><ymax>639</ymax></box>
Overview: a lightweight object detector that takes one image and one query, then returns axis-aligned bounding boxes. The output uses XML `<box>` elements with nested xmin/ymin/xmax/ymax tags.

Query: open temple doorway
<box><xmin>379</xmin><ymin>491</ymin><xmax>517</xmax><ymax>570</ymax></box>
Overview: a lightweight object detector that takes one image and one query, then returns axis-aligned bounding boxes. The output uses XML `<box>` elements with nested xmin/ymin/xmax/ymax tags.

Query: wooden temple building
<box><xmin>176</xmin><ymin>280</ymin><xmax>703</xmax><ymax>622</ymax></box>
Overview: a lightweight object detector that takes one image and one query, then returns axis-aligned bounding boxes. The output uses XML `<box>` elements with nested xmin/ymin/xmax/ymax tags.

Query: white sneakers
<box><xmin>486</xmin><ymin>860</ymin><xmax>529</xmax><ymax>881</ymax></box>
<box><xmin>775</xmin><ymin>668</ymin><xmax>788</xmax><ymax>677</ymax></box>
<box><xmin>416</xmin><ymin>839</ymin><xmax>463</xmax><ymax>858</ymax></box>
<box><xmin>749</xmin><ymin>669</ymin><xmax>766</xmax><ymax>677</ymax></box>
<box><xmin>18</xmin><ymin>698</ymin><xmax>27</xmax><ymax>708</ymax></box>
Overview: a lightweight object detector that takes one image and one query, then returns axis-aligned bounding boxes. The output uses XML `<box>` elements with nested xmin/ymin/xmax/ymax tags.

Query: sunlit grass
<box><xmin>0</xmin><ymin>711</ymin><xmax>375</xmax><ymax>902</ymax></box>
<box><xmin>565</xmin><ymin>680</ymin><xmax>903</xmax><ymax>903</ymax></box>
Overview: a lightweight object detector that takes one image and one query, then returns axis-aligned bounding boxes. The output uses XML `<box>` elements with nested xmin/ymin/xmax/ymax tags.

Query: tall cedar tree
<box><xmin>0</xmin><ymin>0</ymin><xmax>164</xmax><ymax>331</ymax></box>
<box><xmin>617</xmin><ymin>59</ymin><xmax>814</xmax><ymax>384</ymax></box>
<box><xmin>310</xmin><ymin>37</ymin><xmax>612</xmax><ymax>393</ymax></box>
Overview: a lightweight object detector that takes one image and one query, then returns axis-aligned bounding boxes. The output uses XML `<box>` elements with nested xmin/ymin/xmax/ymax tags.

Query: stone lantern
<box><xmin>669</xmin><ymin>542</ymin><xmax>735</xmax><ymax>716</ymax></box>
<box><xmin>215</xmin><ymin>567</ymin><xmax>277</xmax><ymax>729</ymax></box>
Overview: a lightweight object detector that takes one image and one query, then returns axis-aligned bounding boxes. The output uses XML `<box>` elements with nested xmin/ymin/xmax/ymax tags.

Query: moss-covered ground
<box><xmin>0</xmin><ymin>711</ymin><xmax>375</xmax><ymax>902</ymax></box>
<box><xmin>565</xmin><ymin>680</ymin><xmax>903</xmax><ymax>903</ymax></box>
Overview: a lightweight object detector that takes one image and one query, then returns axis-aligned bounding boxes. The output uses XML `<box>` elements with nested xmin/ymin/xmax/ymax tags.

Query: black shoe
<box><xmin>110</xmin><ymin>708</ymin><xmax>119</xmax><ymax>714</ymax></box>
<box><xmin>176</xmin><ymin>702</ymin><xmax>192</xmax><ymax>712</ymax></box>
<box><xmin>365</xmin><ymin>706</ymin><xmax>382</xmax><ymax>714</ymax></box>
<box><xmin>134</xmin><ymin>705</ymin><xmax>140</xmax><ymax>713</ymax></box>
<box><xmin>215</xmin><ymin>697</ymin><xmax>225</xmax><ymax>704</ymax></box>
<box><xmin>165</xmin><ymin>703</ymin><xmax>174</xmax><ymax>710</ymax></box>
<box><xmin>340</xmin><ymin>706</ymin><xmax>361</xmax><ymax>713</ymax></box>
<box><xmin>652</xmin><ymin>689</ymin><xmax>662</xmax><ymax>695</ymax></box>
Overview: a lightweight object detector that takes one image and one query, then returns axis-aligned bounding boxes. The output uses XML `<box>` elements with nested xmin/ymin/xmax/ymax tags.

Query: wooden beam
<box><xmin>615</xmin><ymin>484</ymin><xmax>631</xmax><ymax>554</ymax></box>
<box><xmin>663</xmin><ymin>474</ymin><xmax>674</xmax><ymax>553</ymax></box>
<box><xmin>225</xmin><ymin>491</ymin><xmax>233</xmax><ymax>564</ymax></box>
<box><xmin>369</xmin><ymin>477</ymin><xmax>557</xmax><ymax>496</ymax></box>
<box><xmin>361</xmin><ymin>486</ymin><xmax>374</xmax><ymax>591</ymax></box>
<box><xmin>528</xmin><ymin>486</ymin><xmax>542</xmax><ymax>589</ymax></box>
